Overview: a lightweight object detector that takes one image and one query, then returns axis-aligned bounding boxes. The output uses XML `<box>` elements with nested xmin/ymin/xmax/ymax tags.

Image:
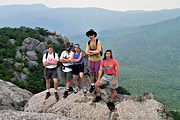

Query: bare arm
<box><xmin>97</xmin><ymin>62</ymin><xmax>103</xmax><ymax>81</ymax></box>
<box><xmin>72</xmin><ymin>52</ymin><xmax>83</xmax><ymax>62</ymax></box>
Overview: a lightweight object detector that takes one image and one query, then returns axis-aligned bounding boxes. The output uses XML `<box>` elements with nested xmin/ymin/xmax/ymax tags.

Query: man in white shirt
<box><xmin>42</xmin><ymin>44</ymin><xmax>59</xmax><ymax>101</ymax></box>
<box><xmin>60</xmin><ymin>42</ymin><xmax>74</xmax><ymax>98</ymax></box>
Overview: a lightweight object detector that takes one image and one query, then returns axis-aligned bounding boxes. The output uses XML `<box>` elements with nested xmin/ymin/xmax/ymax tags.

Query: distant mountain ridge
<box><xmin>1</xmin><ymin>4</ymin><xmax>180</xmax><ymax>37</ymax></box>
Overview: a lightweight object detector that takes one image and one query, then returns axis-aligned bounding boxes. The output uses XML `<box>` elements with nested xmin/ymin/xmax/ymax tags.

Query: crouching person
<box><xmin>92</xmin><ymin>50</ymin><xmax>119</xmax><ymax>111</ymax></box>
<box><xmin>42</xmin><ymin>44</ymin><xmax>59</xmax><ymax>101</ymax></box>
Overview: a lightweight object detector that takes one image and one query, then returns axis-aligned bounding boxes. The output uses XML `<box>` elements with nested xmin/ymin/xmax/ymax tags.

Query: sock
<box><xmin>66</xmin><ymin>87</ymin><xmax>69</xmax><ymax>91</ymax></box>
<box><xmin>97</xmin><ymin>93</ymin><xmax>101</xmax><ymax>96</ymax></box>
<box><xmin>54</xmin><ymin>89</ymin><xmax>57</xmax><ymax>92</ymax></box>
<box><xmin>91</xmin><ymin>83</ymin><xmax>95</xmax><ymax>86</ymax></box>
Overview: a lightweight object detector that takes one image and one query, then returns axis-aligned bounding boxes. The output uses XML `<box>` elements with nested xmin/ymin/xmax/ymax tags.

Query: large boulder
<box><xmin>0</xmin><ymin>79</ymin><xmax>32</xmax><ymax>110</ymax></box>
<box><xmin>22</xmin><ymin>37</ymin><xmax>40</xmax><ymax>51</ymax></box>
<box><xmin>26</xmin><ymin>51</ymin><xmax>37</xmax><ymax>61</ymax></box>
<box><xmin>35</xmin><ymin>42</ymin><xmax>46</xmax><ymax>53</ymax></box>
<box><xmin>0</xmin><ymin>110</ymin><xmax>77</xmax><ymax>120</ymax></box>
<box><xmin>24</xmin><ymin>88</ymin><xmax>173</xmax><ymax>120</ymax></box>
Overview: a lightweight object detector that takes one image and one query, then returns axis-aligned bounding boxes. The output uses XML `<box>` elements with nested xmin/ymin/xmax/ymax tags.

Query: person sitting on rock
<box><xmin>71</xmin><ymin>44</ymin><xmax>88</xmax><ymax>94</ymax></box>
<box><xmin>42</xmin><ymin>44</ymin><xmax>59</xmax><ymax>101</ymax></box>
<box><xmin>92</xmin><ymin>49</ymin><xmax>119</xmax><ymax>111</ymax></box>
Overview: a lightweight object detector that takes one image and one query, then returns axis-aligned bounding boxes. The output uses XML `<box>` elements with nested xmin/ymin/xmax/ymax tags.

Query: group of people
<box><xmin>42</xmin><ymin>29</ymin><xmax>119</xmax><ymax>111</ymax></box>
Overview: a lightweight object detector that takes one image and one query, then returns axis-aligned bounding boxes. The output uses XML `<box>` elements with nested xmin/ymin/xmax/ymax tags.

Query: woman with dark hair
<box><xmin>92</xmin><ymin>49</ymin><xmax>119</xmax><ymax>111</ymax></box>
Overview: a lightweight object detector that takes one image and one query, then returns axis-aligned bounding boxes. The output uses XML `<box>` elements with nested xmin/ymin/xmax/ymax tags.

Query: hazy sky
<box><xmin>0</xmin><ymin>0</ymin><xmax>180</xmax><ymax>11</ymax></box>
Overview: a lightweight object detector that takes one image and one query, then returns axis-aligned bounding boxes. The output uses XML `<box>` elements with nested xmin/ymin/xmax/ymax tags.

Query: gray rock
<box><xmin>9</xmin><ymin>39</ymin><xmax>16</xmax><ymax>44</ymax></box>
<box><xmin>14</xmin><ymin>62</ymin><xmax>23</xmax><ymax>69</ymax></box>
<box><xmin>15</xmin><ymin>49</ymin><xmax>22</xmax><ymax>59</ymax></box>
<box><xmin>22</xmin><ymin>37</ymin><xmax>40</xmax><ymax>51</ymax></box>
<box><xmin>0</xmin><ymin>110</ymin><xmax>77</xmax><ymax>120</ymax></box>
<box><xmin>28</xmin><ymin>61</ymin><xmax>38</xmax><ymax>68</ymax></box>
<box><xmin>48</xmin><ymin>35</ymin><xmax>59</xmax><ymax>44</ymax></box>
<box><xmin>13</xmin><ymin>72</ymin><xmax>27</xmax><ymax>81</ymax></box>
<box><xmin>35</xmin><ymin>42</ymin><xmax>46</xmax><ymax>53</ymax></box>
<box><xmin>24</xmin><ymin>89</ymin><xmax>173</xmax><ymax>120</ymax></box>
<box><xmin>0</xmin><ymin>79</ymin><xmax>32</xmax><ymax>110</ymax></box>
<box><xmin>26</xmin><ymin>51</ymin><xmax>37</xmax><ymax>61</ymax></box>
<box><xmin>20</xmin><ymin>46</ymin><xmax>27</xmax><ymax>52</ymax></box>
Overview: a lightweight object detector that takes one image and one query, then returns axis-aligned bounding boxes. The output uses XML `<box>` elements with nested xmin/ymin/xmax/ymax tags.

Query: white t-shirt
<box><xmin>42</xmin><ymin>52</ymin><xmax>59</xmax><ymax>69</ymax></box>
<box><xmin>60</xmin><ymin>51</ymin><xmax>74</xmax><ymax>72</ymax></box>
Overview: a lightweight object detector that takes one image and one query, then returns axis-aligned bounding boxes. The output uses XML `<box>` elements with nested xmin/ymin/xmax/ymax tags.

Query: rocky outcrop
<box><xmin>24</xmin><ymin>88</ymin><xmax>173</xmax><ymax>120</ymax></box>
<box><xmin>7</xmin><ymin>33</ymin><xmax>68</xmax><ymax>82</ymax></box>
<box><xmin>0</xmin><ymin>79</ymin><xmax>32</xmax><ymax>110</ymax></box>
<box><xmin>0</xmin><ymin>110</ymin><xmax>77</xmax><ymax>120</ymax></box>
<box><xmin>22</xmin><ymin>37</ymin><xmax>40</xmax><ymax>51</ymax></box>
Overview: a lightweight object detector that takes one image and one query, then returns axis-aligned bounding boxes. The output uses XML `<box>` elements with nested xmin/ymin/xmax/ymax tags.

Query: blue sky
<box><xmin>0</xmin><ymin>0</ymin><xmax>180</xmax><ymax>11</ymax></box>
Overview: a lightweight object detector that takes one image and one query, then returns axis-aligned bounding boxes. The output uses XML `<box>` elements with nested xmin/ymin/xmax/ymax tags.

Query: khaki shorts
<box><xmin>62</xmin><ymin>71</ymin><xmax>72</xmax><ymax>81</ymax></box>
<box><xmin>100</xmin><ymin>74</ymin><xmax>118</xmax><ymax>89</ymax></box>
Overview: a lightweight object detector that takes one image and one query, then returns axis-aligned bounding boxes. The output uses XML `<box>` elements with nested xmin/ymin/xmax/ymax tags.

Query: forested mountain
<box><xmin>1</xmin><ymin>4</ymin><xmax>180</xmax><ymax>37</ymax></box>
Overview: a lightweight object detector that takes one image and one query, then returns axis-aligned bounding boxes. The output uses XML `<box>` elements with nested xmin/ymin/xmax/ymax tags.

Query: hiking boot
<box><xmin>107</xmin><ymin>102</ymin><xmax>115</xmax><ymax>111</ymax></box>
<box><xmin>89</xmin><ymin>85</ymin><xmax>95</xmax><ymax>93</ymax></box>
<box><xmin>83</xmin><ymin>88</ymin><xmax>87</xmax><ymax>94</ymax></box>
<box><xmin>74</xmin><ymin>87</ymin><xmax>79</xmax><ymax>94</ymax></box>
<box><xmin>63</xmin><ymin>91</ymin><xmax>68</xmax><ymax>98</ymax></box>
<box><xmin>69</xmin><ymin>86</ymin><xmax>74</xmax><ymax>92</ymax></box>
<box><xmin>45</xmin><ymin>92</ymin><xmax>51</xmax><ymax>100</ymax></box>
<box><xmin>92</xmin><ymin>96</ymin><xmax>102</xmax><ymax>102</ymax></box>
<box><xmin>54</xmin><ymin>92</ymin><xmax>59</xmax><ymax>101</ymax></box>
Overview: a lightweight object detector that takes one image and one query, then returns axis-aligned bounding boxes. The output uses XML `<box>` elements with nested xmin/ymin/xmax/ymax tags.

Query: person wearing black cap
<box><xmin>85</xmin><ymin>29</ymin><xmax>102</xmax><ymax>93</ymax></box>
<box><xmin>60</xmin><ymin>42</ymin><xmax>74</xmax><ymax>98</ymax></box>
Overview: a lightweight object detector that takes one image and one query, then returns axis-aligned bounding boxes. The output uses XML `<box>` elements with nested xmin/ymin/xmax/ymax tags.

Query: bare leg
<box><xmin>73</xmin><ymin>74</ymin><xmax>78</xmax><ymax>88</ymax></box>
<box><xmin>111</xmin><ymin>89</ymin><xmax>116</xmax><ymax>101</ymax></box>
<box><xmin>53</xmin><ymin>78</ymin><xmax>58</xmax><ymax>91</ymax></box>
<box><xmin>95</xmin><ymin>80</ymin><xmax>107</xmax><ymax>94</ymax></box>
<box><xmin>90</xmin><ymin>72</ymin><xmax>94</xmax><ymax>84</ymax></box>
<box><xmin>79</xmin><ymin>72</ymin><xmax>88</xmax><ymax>88</ymax></box>
<box><xmin>66</xmin><ymin>80</ymin><xmax>71</xmax><ymax>88</ymax></box>
<box><xmin>46</xmin><ymin>79</ymin><xmax>50</xmax><ymax>91</ymax></box>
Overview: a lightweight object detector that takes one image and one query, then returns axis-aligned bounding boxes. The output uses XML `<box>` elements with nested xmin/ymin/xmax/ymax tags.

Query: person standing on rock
<box><xmin>85</xmin><ymin>29</ymin><xmax>102</xmax><ymax>93</ymax></box>
<box><xmin>92</xmin><ymin>49</ymin><xmax>119</xmax><ymax>111</ymax></box>
<box><xmin>42</xmin><ymin>44</ymin><xmax>59</xmax><ymax>101</ymax></box>
<box><xmin>60</xmin><ymin>42</ymin><xmax>74</xmax><ymax>98</ymax></box>
<box><xmin>71</xmin><ymin>44</ymin><xmax>88</xmax><ymax>94</ymax></box>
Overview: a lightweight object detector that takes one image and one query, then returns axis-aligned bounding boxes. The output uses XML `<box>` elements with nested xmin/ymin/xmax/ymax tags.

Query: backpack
<box><xmin>88</xmin><ymin>39</ymin><xmax>103</xmax><ymax>56</ymax></box>
<box><xmin>45</xmin><ymin>52</ymin><xmax>56</xmax><ymax>59</ymax></box>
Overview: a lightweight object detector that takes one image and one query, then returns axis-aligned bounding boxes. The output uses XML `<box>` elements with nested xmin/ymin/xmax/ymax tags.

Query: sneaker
<box><xmin>83</xmin><ymin>88</ymin><xmax>87</xmax><ymax>94</ymax></box>
<box><xmin>45</xmin><ymin>92</ymin><xmax>51</xmax><ymax>100</ymax></box>
<box><xmin>92</xmin><ymin>96</ymin><xmax>102</xmax><ymax>102</ymax></box>
<box><xmin>107</xmin><ymin>102</ymin><xmax>115</xmax><ymax>111</ymax></box>
<box><xmin>74</xmin><ymin>87</ymin><xmax>79</xmax><ymax>94</ymax></box>
<box><xmin>89</xmin><ymin>85</ymin><xmax>95</xmax><ymax>93</ymax></box>
<box><xmin>63</xmin><ymin>91</ymin><xmax>68</xmax><ymax>98</ymax></box>
<box><xmin>69</xmin><ymin>86</ymin><xmax>74</xmax><ymax>92</ymax></box>
<box><xmin>54</xmin><ymin>92</ymin><xmax>59</xmax><ymax>101</ymax></box>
